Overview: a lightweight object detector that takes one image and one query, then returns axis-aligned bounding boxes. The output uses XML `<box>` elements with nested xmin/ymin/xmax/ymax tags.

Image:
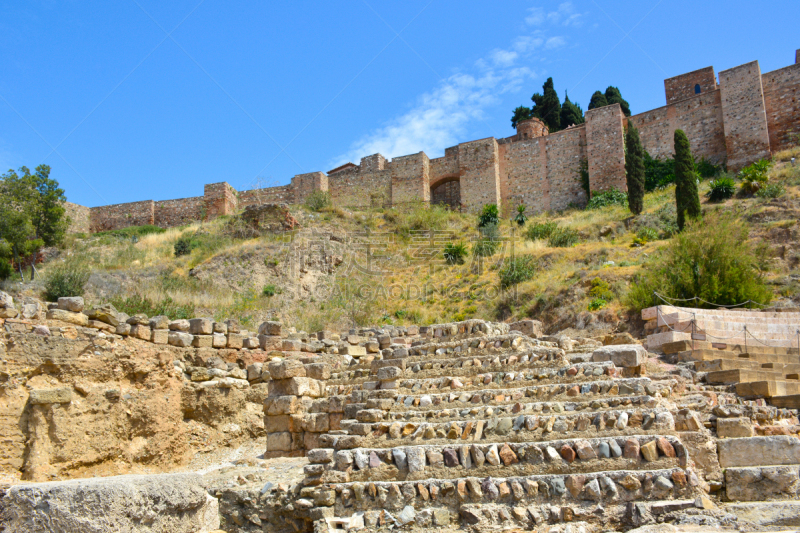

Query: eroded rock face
<box><xmin>2</xmin><ymin>473</ymin><xmax>219</xmax><ymax>533</ymax></box>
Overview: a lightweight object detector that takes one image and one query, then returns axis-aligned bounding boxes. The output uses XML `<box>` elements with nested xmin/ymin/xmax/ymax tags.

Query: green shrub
<box><xmin>472</xmin><ymin>223</ymin><xmax>501</xmax><ymax>257</ymax></box>
<box><xmin>624</xmin><ymin>212</ymin><xmax>772</xmax><ymax>311</ymax></box>
<box><xmin>498</xmin><ymin>255</ymin><xmax>536</xmax><ymax>289</ymax></box>
<box><xmin>756</xmin><ymin>182</ymin><xmax>785</xmax><ymax>199</ymax></box>
<box><xmin>589</xmin><ymin>277</ymin><xmax>614</xmax><ymax>300</ymax></box>
<box><xmin>43</xmin><ymin>261</ymin><xmax>91</xmax><ymax>301</ymax></box>
<box><xmin>707</xmin><ymin>175</ymin><xmax>735</xmax><ymax>202</ymax></box>
<box><xmin>262</xmin><ymin>284</ymin><xmax>281</xmax><ymax>297</ymax></box>
<box><xmin>443</xmin><ymin>242</ymin><xmax>468</xmax><ymax>265</ymax></box>
<box><xmin>110</xmin><ymin>293</ymin><xmax>194</xmax><ymax>320</ymax></box>
<box><xmin>696</xmin><ymin>158</ymin><xmax>722</xmax><ymax>179</ymax></box>
<box><xmin>635</xmin><ymin>227</ymin><xmax>659</xmax><ymax>244</ymax></box>
<box><xmin>635</xmin><ymin>203</ymin><xmax>679</xmax><ymax>239</ymax></box>
<box><xmin>478</xmin><ymin>204</ymin><xmax>499</xmax><ymax>228</ymax></box>
<box><xmin>739</xmin><ymin>159</ymin><xmax>772</xmax><ymax>195</ymax></box>
<box><xmin>587</xmin><ymin>298</ymin><xmax>607</xmax><ymax>311</ymax></box>
<box><xmin>513</xmin><ymin>204</ymin><xmax>528</xmax><ymax>226</ymax></box>
<box><xmin>547</xmin><ymin>226</ymin><xmax>580</xmax><ymax>247</ymax></box>
<box><xmin>526</xmin><ymin>221</ymin><xmax>557</xmax><ymax>241</ymax></box>
<box><xmin>0</xmin><ymin>259</ymin><xmax>13</xmax><ymax>281</ymax></box>
<box><xmin>644</xmin><ymin>152</ymin><xmax>675</xmax><ymax>191</ymax></box>
<box><xmin>174</xmin><ymin>237</ymin><xmax>198</xmax><ymax>257</ymax></box>
<box><xmin>305</xmin><ymin>190</ymin><xmax>332</xmax><ymax>212</ymax></box>
<box><xmin>587</xmin><ymin>188</ymin><xmax>628</xmax><ymax>209</ymax></box>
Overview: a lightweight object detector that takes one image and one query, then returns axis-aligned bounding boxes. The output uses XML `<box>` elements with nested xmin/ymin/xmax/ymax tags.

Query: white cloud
<box><xmin>530</xmin><ymin>2</ymin><xmax>585</xmax><ymax>28</ymax></box>
<box><xmin>545</xmin><ymin>36</ymin><xmax>566</xmax><ymax>49</ymax></box>
<box><xmin>524</xmin><ymin>7</ymin><xmax>544</xmax><ymax>26</ymax></box>
<box><xmin>490</xmin><ymin>49</ymin><xmax>518</xmax><ymax>67</ymax></box>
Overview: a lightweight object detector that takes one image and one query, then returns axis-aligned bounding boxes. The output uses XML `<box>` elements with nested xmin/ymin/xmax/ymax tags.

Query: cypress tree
<box><xmin>674</xmin><ymin>129</ymin><xmax>701</xmax><ymax>230</ymax></box>
<box><xmin>511</xmin><ymin>106</ymin><xmax>532</xmax><ymax>128</ymax></box>
<box><xmin>604</xmin><ymin>86</ymin><xmax>631</xmax><ymax>116</ymax></box>
<box><xmin>625</xmin><ymin>122</ymin><xmax>646</xmax><ymax>215</ymax></box>
<box><xmin>560</xmin><ymin>91</ymin><xmax>584</xmax><ymax>128</ymax></box>
<box><xmin>588</xmin><ymin>91</ymin><xmax>608</xmax><ymax>110</ymax></box>
<box><xmin>531</xmin><ymin>77</ymin><xmax>561</xmax><ymax>132</ymax></box>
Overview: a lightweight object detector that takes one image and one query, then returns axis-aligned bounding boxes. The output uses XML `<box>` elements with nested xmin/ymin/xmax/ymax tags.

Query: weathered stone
<box><xmin>619</xmin><ymin>474</ymin><xmax>641</xmax><ymax>491</ymax></box>
<box><xmin>268</xmin><ymin>360</ymin><xmax>306</xmax><ymax>380</ymax></box>
<box><xmin>640</xmin><ymin>440</ymin><xmax>659</xmax><ymax>462</ymax></box>
<box><xmin>485</xmin><ymin>444</ymin><xmax>501</xmax><ymax>466</ymax></box>
<box><xmin>574</xmin><ymin>440</ymin><xmax>597</xmax><ymax>460</ymax></box>
<box><xmin>717</xmin><ymin>417</ymin><xmax>755</xmax><ymax>438</ymax></box>
<box><xmin>481</xmin><ymin>477</ymin><xmax>499</xmax><ymax>500</ymax></box>
<box><xmin>443</xmin><ymin>448</ymin><xmax>459</xmax><ymax>467</ymax></box>
<box><xmin>29</xmin><ymin>388</ymin><xmax>72</xmax><ymax>405</ymax></box>
<box><xmin>189</xmin><ymin>318</ymin><xmax>213</xmax><ymax>335</ymax></box>
<box><xmin>657</xmin><ymin>437</ymin><xmax>676</xmax><ymax>458</ymax></box>
<box><xmin>591</xmin><ymin>344</ymin><xmax>645</xmax><ymax>368</ymax></box>
<box><xmin>258</xmin><ymin>321</ymin><xmax>282</xmax><ymax>336</ymax></box>
<box><xmin>498</xmin><ymin>443</ymin><xmax>518</xmax><ymax>466</ymax></box>
<box><xmin>57</xmin><ymin>296</ymin><xmax>84</xmax><ymax>312</ymax></box>
<box><xmin>47</xmin><ymin>309</ymin><xmax>88</xmax><ymax>326</ymax></box>
<box><xmin>169</xmin><ymin>319</ymin><xmax>190</xmax><ymax>331</ymax></box>
<box><xmin>623</xmin><ymin>438</ymin><xmax>640</xmax><ymax>459</ymax></box>
<box><xmin>148</xmin><ymin>315</ymin><xmax>170</xmax><ymax>330</ymax></box>
<box><xmin>718</xmin><ymin>436</ymin><xmax>800</xmax><ymax>468</ymax></box>
<box><xmin>565</xmin><ymin>475</ymin><xmax>585</xmax><ymax>497</ymax></box>
<box><xmin>560</xmin><ymin>444</ymin><xmax>576</xmax><ymax>463</ymax></box>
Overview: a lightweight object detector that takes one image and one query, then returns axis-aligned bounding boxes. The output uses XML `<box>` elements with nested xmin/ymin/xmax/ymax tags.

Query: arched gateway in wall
<box><xmin>430</xmin><ymin>175</ymin><xmax>461</xmax><ymax>210</ymax></box>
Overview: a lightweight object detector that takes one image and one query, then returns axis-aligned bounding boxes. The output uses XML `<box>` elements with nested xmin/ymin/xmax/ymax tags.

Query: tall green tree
<box><xmin>510</xmin><ymin>106</ymin><xmax>532</xmax><ymax>128</ymax></box>
<box><xmin>560</xmin><ymin>91</ymin><xmax>584</xmax><ymax>128</ymax></box>
<box><xmin>624</xmin><ymin>122</ymin><xmax>646</xmax><ymax>215</ymax></box>
<box><xmin>588</xmin><ymin>91</ymin><xmax>608</xmax><ymax>110</ymax></box>
<box><xmin>604</xmin><ymin>86</ymin><xmax>631</xmax><ymax>116</ymax></box>
<box><xmin>673</xmin><ymin>129</ymin><xmax>701</xmax><ymax>230</ymax></box>
<box><xmin>530</xmin><ymin>77</ymin><xmax>561</xmax><ymax>132</ymax></box>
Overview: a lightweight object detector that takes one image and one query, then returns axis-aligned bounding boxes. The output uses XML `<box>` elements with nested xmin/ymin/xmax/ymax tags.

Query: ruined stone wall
<box><xmin>458</xmin><ymin>138</ymin><xmax>501</xmax><ymax>213</ymax></box>
<box><xmin>719</xmin><ymin>61</ymin><xmax>772</xmax><ymax>171</ymax></box>
<box><xmin>329</xmin><ymin>159</ymin><xmax>392</xmax><ymax>209</ymax></box>
<box><xmin>64</xmin><ymin>201</ymin><xmax>90</xmax><ymax>234</ymax></box>
<box><xmin>204</xmin><ymin>182</ymin><xmax>238</xmax><ymax>218</ymax></box>
<box><xmin>154</xmin><ymin>196</ymin><xmax>205</xmax><ymax>228</ymax></box>
<box><xmin>291</xmin><ymin>172</ymin><xmax>328</xmax><ymax>205</ymax></box>
<box><xmin>585</xmin><ymin>104</ymin><xmax>626</xmax><ymax>193</ymax></box>
<box><xmin>762</xmin><ymin>62</ymin><xmax>800</xmax><ymax>153</ymax></box>
<box><xmin>665</xmin><ymin>66</ymin><xmax>718</xmax><ymax>105</ymax></box>
<box><xmin>390</xmin><ymin>152</ymin><xmax>430</xmax><ymax>206</ymax></box>
<box><xmin>90</xmin><ymin>200</ymin><xmax>155</xmax><ymax>232</ymax></box>
<box><xmin>631</xmin><ymin>90</ymin><xmax>727</xmax><ymax>165</ymax></box>
<box><xmin>239</xmin><ymin>184</ymin><xmax>294</xmax><ymax>208</ymax></box>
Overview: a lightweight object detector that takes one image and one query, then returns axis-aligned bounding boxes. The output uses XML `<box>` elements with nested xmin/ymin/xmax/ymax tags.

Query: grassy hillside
<box><xmin>8</xmin><ymin>145</ymin><xmax>800</xmax><ymax>336</ymax></box>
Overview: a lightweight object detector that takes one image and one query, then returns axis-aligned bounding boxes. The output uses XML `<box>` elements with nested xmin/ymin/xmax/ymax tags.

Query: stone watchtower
<box><xmin>514</xmin><ymin>118</ymin><xmax>549</xmax><ymax>140</ymax></box>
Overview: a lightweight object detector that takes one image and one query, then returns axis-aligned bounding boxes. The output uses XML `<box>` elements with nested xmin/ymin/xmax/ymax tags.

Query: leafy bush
<box><xmin>644</xmin><ymin>152</ymin><xmax>675</xmax><ymax>191</ymax></box>
<box><xmin>43</xmin><ymin>261</ymin><xmax>91</xmax><ymax>301</ymax></box>
<box><xmin>110</xmin><ymin>293</ymin><xmax>195</xmax><ymax>320</ymax></box>
<box><xmin>513</xmin><ymin>204</ymin><xmax>528</xmax><ymax>226</ymax></box>
<box><xmin>587</xmin><ymin>188</ymin><xmax>628</xmax><ymax>209</ymax></box>
<box><xmin>305</xmin><ymin>190</ymin><xmax>332</xmax><ymax>212</ymax></box>
<box><xmin>443</xmin><ymin>242</ymin><xmax>468</xmax><ymax>265</ymax></box>
<box><xmin>547</xmin><ymin>226</ymin><xmax>580</xmax><ymax>247</ymax></box>
<box><xmin>262</xmin><ymin>284</ymin><xmax>281</xmax><ymax>297</ymax></box>
<box><xmin>624</xmin><ymin>212</ymin><xmax>772</xmax><ymax>311</ymax></box>
<box><xmin>756</xmin><ymin>182</ymin><xmax>785</xmax><ymax>199</ymax></box>
<box><xmin>635</xmin><ymin>227</ymin><xmax>659</xmax><ymax>243</ymax></box>
<box><xmin>473</xmin><ymin>223</ymin><xmax>501</xmax><ymax>257</ymax></box>
<box><xmin>696</xmin><ymin>158</ymin><xmax>722</xmax><ymax>179</ymax></box>
<box><xmin>0</xmin><ymin>259</ymin><xmax>13</xmax><ymax>281</ymax></box>
<box><xmin>526</xmin><ymin>221</ymin><xmax>557</xmax><ymax>241</ymax></box>
<box><xmin>635</xmin><ymin>203</ymin><xmax>679</xmax><ymax>239</ymax></box>
<box><xmin>707</xmin><ymin>175</ymin><xmax>735</xmax><ymax>202</ymax></box>
<box><xmin>174</xmin><ymin>237</ymin><xmax>198</xmax><ymax>257</ymax></box>
<box><xmin>589</xmin><ymin>277</ymin><xmax>614</xmax><ymax>300</ymax></box>
<box><xmin>587</xmin><ymin>298</ymin><xmax>607</xmax><ymax>311</ymax></box>
<box><xmin>739</xmin><ymin>159</ymin><xmax>772</xmax><ymax>195</ymax></box>
<box><xmin>478</xmin><ymin>204</ymin><xmax>499</xmax><ymax>227</ymax></box>
<box><xmin>498</xmin><ymin>255</ymin><xmax>536</xmax><ymax>289</ymax></box>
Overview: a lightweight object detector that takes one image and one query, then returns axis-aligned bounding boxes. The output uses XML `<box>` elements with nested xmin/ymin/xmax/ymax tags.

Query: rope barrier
<box><xmin>653</xmin><ymin>291</ymin><xmax>769</xmax><ymax>309</ymax></box>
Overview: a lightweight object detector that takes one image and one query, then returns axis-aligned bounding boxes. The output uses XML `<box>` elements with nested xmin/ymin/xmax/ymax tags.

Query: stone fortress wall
<box><xmin>78</xmin><ymin>50</ymin><xmax>800</xmax><ymax>232</ymax></box>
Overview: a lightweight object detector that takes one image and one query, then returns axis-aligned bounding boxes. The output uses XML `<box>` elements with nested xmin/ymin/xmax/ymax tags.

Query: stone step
<box><xmin>373</xmin><ymin>348</ymin><xmax>565</xmax><ymax>374</ymax></box>
<box><xmin>345</xmin><ymin>408</ymin><xmax>676</xmax><ymax>447</ymax></box>
<box><xmin>768</xmin><ymin>394</ymin><xmax>800</xmax><ymax>409</ymax></box>
<box><xmin>693</xmin><ymin>358</ymin><xmax>765</xmax><ymax>372</ymax></box>
<box><xmin>725</xmin><ymin>465</ymin><xmax>800</xmax><ymax>501</ymax></box>
<box><xmin>736</xmin><ymin>380</ymin><xmax>800</xmax><ymax>398</ymax></box>
<box><xmin>649</xmin><ymin>331</ymin><xmax>798</xmax><ymax>350</ymax></box>
<box><xmin>680</xmin><ymin>349</ymin><xmax>800</xmax><ymax>366</ymax></box>
<box><xmin>663</xmin><ymin>340</ymin><xmax>800</xmax><ymax>356</ymax></box>
<box><xmin>313</xmin><ymin>466</ymin><xmax>698</xmax><ymax>525</ymax></box>
<box><xmin>705</xmin><ymin>369</ymin><xmax>797</xmax><ymax>385</ymax></box>
<box><xmin>322</xmin><ymin>435</ymin><xmax>688</xmax><ymax>480</ymax></box>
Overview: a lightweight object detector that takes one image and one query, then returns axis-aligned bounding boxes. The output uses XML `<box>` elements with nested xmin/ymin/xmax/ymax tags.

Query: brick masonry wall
<box><xmin>631</xmin><ymin>89</ymin><xmax>727</xmax><ymax>165</ymax></box>
<box><xmin>719</xmin><ymin>61</ymin><xmax>772</xmax><ymax>171</ymax></box>
<box><xmin>64</xmin><ymin>202</ymin><xmax>90</xmax><ymax>234</ymax></box>
<box><xmin>457</xmin><ymin>138</ymin><xmax>501</xmax><ymax>213</ymax></box>
<box><xmin>154</xmin><ymin>196</ymin><xmax>205</xmax><ymax>228</ymax></box>
<box><xmin>329</xmin><ymin>164</ymin><xmax>392</xmax><ymax>208</ymax></box>
<box><xmin>390</xmin><ymin>152</ymin><xmax>430</xmax><ymax>205</ymax></box>
<box><xmin>90</xmin><ymin>200</ymin><xmax>155</xmax><ymax>232</ymax></box>
<box><xmin>665</xmin><ymin>66</ymin><xmax>717</xmax><ymax>105</ymax></box>
<box><xmin>431</xmin><ymin>180</ymin><xmax>460</xmax><ymax>208</ymax></box>
<box><xmin>239</xmin><ymin>185</ymin><xmax>294</xmax><ymax>208</ymax></box>
<box><xmin>500</xmin><ymin>137</ymin><xmax>549</xmax><ymax>215</ymax></box>
<box><xmin>585</xmin><ymin>104</ymin><xmax>626</xmax><ymax>193</ymax></box>
<box><xmin>544</xmin><ymin>127</ymin><xmax>587</xmax><ymax>210</ymax></box>
<box><xmin>762</xmin><ymin>63</ymin><xmax>800</xmax><ymax>153</ymax></box>
<box><xmin>204</xmin><ymin>182</ymin><xmax>238</xmax><ymax>218</ymax></box>
<box><xmin>291</xmin><ymin>172</ymin><xmax>328</xmax><ymax>205</ymax></box>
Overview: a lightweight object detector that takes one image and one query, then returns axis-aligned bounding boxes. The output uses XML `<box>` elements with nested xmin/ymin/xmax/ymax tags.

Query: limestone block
<box><xmin>244</xmin><ymin>337</ymin><xmax>261</xmax><ymax>349</ymax></box>
<box><xmin>726</xmin><ymin>466</ymin><xmax>800</xmax><ymax>501</ymax></box>
<box><xmin>212</xmin><ymin>334</ymin><xmax>227</xmax><ymax>349</ymax></box>
<box><xmin>128</xmin><ymin>325</ymin><xmax>150</xmax><ymax>341</ymax></box>
<box><xmin>189</xmin><ymin>318</ymin><xmax>213</xmax><ymax>335</ymax></box>
<box><xmin>2</xmin><ymin>473</ymin><xmax>218</xmax><ymax>533</ymax></box>
<box><xmin>289</xmin><ymin>377</ymin><xmax>323</xmax><ymax>398</ymax></box>
<box><xmin>47</xmin><ymin>309</ymin><xmax>88</xmax><ymax>327</ymax></box>
<box><xmin>151</xmin><ymin>329</ymin><xmax>168</xmax><ymax>345</ymax></box>
<box><xmin>718</xmin><ymin>436</ymin><xmax>800</xmax><ymax>468</ymax></box>
<box><xmin>258</xmin><ymin>321</ymin><xmax>282</xmax><ymax>336</ymax></box>
<box><xmin>29</xmin><ymin>388</ymin><xmax>72</xmax><ymax>405</ymax></box>
<box><xmin>717</xmin><ymin>417</ymin><xmax>754</xmax><ymax>438</ymax></box>
<box><xmin>227</xmin><ymin>333</ymin><xmax>244</xmax><ymax>349</ymax></box>
<box><xmin>212</xmin><ymin>322</ymin><xmax>227</xmax><ymax>334</ymax></box>
<box><xmin>259</xmin><ymin>335</ymin><xmax>282</xmax><ymax>351</ymax></box>
<box><xmin>191</xmin><ymin>368</ymin><xmax>211</xmax><ymax>382</ymax></box>
<box><xmin>508</xmin><ymin>319</ymin><xmax>543</xmax><ymax>338</ymax></box>
<box><xmin>266</xmin><ymin>395</ymin><xmax>301</xmax><ymax>416</ymax></box>
<box><xmin>269</xmin><ymin>360</ymin><xmax>306</xmax><ymax>380</ymax></box>
<box><xmin>377</xmin><ymin>366</ymin><xmax>402</xmax><ymax>382</ymax></box>
<box><xmin>282</xmin><ymin>339</ymin><xmax>301</xmax><ymax>351</ymax></box>
<box><xmin>169</xmin><ymin>319</ymin><xmax>190</xmax><ymax>331</ymax></box>
<box><xmin>591</xmin><ymin>344</ymin><xmax>645</xmax><ymax>368</ymax></box>
<box><xmin>247</xmin><ymin>363</ymin><xmax>263</xmax><ymax>381</ymax></box>
<box><xmin>267</xmin><ymin>432</ymin><xmax>292</xmax><ymax>452</ymax></box>
<box><xmin>0</xmin><ymin>290</ymin><xmax>14</xmax><ymax>309</ymax></box>
<box><xmin>341</xmin><ymin>344</ymin><xmax>367</xmax><ymax>357</ymax></box>
<box><xmin>57</xmin><ymin>296</ymin><xmax>84</xmax><ymax>312</ymax></box>
<box><xmin>87</xmin><ymin>304</ymin><xmax>123</xmax><ymax>326</ymax></box>
<box><xmin>308</xmin><ymin>448</ymin><xmax>334</xmax><ymax>464</ymax></box>
<box><xmin>0</xmin><ymin>307</ymin><xmax>19</xmax><ymax>318</ymax></box>
<box><xmin>116</xmin><ymin>323</ymin><xmax>131</xmax><ymax>336</ymax></box>
<box><xmin>305</xmin><ymin>363</ymin><xmax>331</xmax><ymax>381</ymax></box>
<box><xmin>168</xmin><ymin>332</ymin><xmax>193</xmax><ymax>347</ymax></box>
<box><xmin>192</xmin><ymin>335</ymin><xmax>213</xmax><ymax>348</ymax></box>
<box><xmin>148</xmin><ymin>315</ymin><xmax>170</xmax><ymax>330</ymax></box>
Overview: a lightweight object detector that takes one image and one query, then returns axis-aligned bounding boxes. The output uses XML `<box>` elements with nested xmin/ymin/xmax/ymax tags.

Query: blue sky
<box><xmin>1</xmin><ymin>1</ymin><xmax>798</xmax><ymax>207</ymax></box>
